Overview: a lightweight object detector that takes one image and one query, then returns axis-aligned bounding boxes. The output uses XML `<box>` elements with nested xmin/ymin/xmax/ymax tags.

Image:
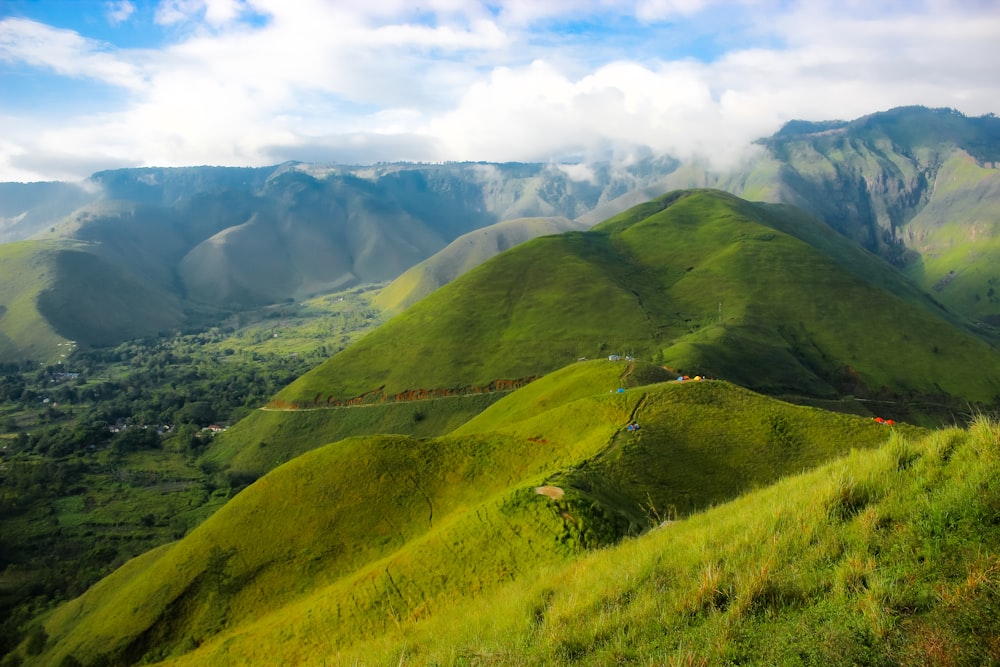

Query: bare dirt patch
<box><xmin>535</xmin><ymin>485</ymin><xmax>564</xmax><ymax>500</ymax></box>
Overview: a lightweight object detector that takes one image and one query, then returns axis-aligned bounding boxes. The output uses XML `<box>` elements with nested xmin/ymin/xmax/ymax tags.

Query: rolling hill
<box><xmin>375</xmin><ymin>216</ymin><xmax>590</xmax><ymax>314</ymax></box>
<box><xmin>372</xmin><ymin>108</ymin><xmax>1000</xmax><ymax>327</ymax></box>
<box><xmin>0</xmin><ymin>240</ymin><xmax>184</xmax><ymax>361</ymax></box>
<box><xmin>272</xmin><ymin>189</ymin><xmax>1000</xmax><ymax>426</ymax></box>
<box><xmin>23</xmin><ymin>360</ymin><xmax>914</xmax><ymax>666</ymax></box>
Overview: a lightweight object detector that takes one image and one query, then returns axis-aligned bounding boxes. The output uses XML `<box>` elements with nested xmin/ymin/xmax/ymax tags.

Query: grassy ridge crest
<box><xmin>273</xmin><ymin>189</ymin><xmax>1000</xmax><ymax>425</ymax></box>
<box><xmin>29</xmin><ymin>362</ymin><xmax>911</xmax><ymax>666</ymax></box>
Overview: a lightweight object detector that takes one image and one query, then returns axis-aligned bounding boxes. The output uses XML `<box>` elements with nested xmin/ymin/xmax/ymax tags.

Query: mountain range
<box><xmin>0</xmin><ymin>158</ymin><xmax>682</xmax><ymax>360</ymax></box>
<box><xmin>6</xmin><ymin>105</ymin><xmax>1000</xmax><ymax>666</ymax></box>
<box><xmin>3</xmin><ymin>106</ymin><xmax>997</xmax><ymax>364</ymax></box>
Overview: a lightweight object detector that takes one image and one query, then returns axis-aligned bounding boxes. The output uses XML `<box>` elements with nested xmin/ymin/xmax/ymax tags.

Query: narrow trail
<box><xmin>627</xmin><ymin>392</ymin><xmax>648</xmax><ymax>424</ymax></box>
<box><xmin>619</xmin><ymin>359</ymin><xmax>636</xmax><ymax>383</ymax></box>
<box><xmin>589</xmin><ymin>390</ymin><xmax>649</xmax><ymax>466</ymax></box>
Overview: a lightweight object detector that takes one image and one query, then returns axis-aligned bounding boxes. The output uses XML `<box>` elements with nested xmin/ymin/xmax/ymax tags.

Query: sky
<box><xmin>1</xmin><ymin>0</ymin><xmax>998</xmax><ymax>182</ymax></box>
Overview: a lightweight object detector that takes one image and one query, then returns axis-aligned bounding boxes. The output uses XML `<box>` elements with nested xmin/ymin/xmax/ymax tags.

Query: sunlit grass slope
<box><xmin>204</xmin><ymin>391</ymin><xmax>504</xmax><ymax>477</ymax></box>
<box><xmin>0</xmin><ymin>240</ymin><xmax>69</xmax><ymax>362</ymax></box>
<box><xmin>274</xmin><ymin>189</ymin><xmax>1000</xmax><ymax>422</ymax></box>
<box><xmin>0</xmin><ymin>237</ymin><xmax>186</xmax><ymax>361</ymax></box>
<box><xmin>29</xmin><ymin>361</ymin><xmax>906</xmax><ymax>666</ymax></box>
<box><xmin>330</xmin><ymin>418</ymin><xmax>1000</xmax><ymax>667</ymax></box>
<box><xmin>375</xmin><ymin>216</ymin><xmax>589</xmax><ymax>314</ymax></box>
<box><xmin>902</xmin><ymin>152</ymin><xmax>1000</xmax><ymax>325</ymax></box>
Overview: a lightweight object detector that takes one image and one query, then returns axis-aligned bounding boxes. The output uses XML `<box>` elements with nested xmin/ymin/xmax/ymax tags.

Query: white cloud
<box><xmin>0</xmin><ymin>1</ymin><xmax>999</xmax><ymax>181</ymax></box>
<box><xmin>635</xmin><ymin>0</ymin><xmax>713</xmax><ymax>21</ymax></box>
<box><xmin>105</xmin><ymin>1</ymin><xmax>136</xmax><ymax>25</ymax></box>
<box><xmin>0</xmin><ymin>18</ymin><xmax>144</xmax><ymax>89</ymax></box>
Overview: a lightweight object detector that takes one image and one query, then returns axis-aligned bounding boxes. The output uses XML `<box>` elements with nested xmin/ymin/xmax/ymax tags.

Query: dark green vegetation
<box><xmin>0</xmin><ymin>290</ymin><xmax>385</xmax><ymax>662</ymax></box>
<box><xmin>275</xmin><ymin>189</ymin><xmax>1000</xmax><ymax>426</ymax></box>
<box><xmin>15</xmin><ymin>360</ymin><xmax>923</xmax><ymax>666</ymax></box>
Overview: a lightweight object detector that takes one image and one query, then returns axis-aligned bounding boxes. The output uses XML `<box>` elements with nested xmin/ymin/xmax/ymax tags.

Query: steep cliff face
<box><xmin>729</xmin><ymin>107</ymin><xmax>1000</xmax><ymax>323</ymax></box>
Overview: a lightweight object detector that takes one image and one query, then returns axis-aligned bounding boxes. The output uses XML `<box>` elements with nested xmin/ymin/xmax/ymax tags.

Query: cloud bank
<box><xmin>1</xmin><ymin>0</ymin><xmax>998</xmax><ymax>181</ymax></box>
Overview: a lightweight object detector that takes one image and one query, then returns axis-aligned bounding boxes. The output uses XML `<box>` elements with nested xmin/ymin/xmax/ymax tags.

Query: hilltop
<box><xmin>272</xmin><ymin>189</ymin><xmax>1000</xmax><ymax>427</ymax></box>
<box><xmin>376</xmin><ymin>107</ymin><xmax>1000</xmax><ymax>328</ymax></box>
<box><xmin>22</xmin><ymin>360</ymin><xmax>915</xmax><ymax>666</ymax></box>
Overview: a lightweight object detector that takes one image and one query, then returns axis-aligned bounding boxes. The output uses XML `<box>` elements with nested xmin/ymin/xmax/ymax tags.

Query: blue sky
<box><xmin>1</xmin><ymin>0</ymin><xmax>998</xmax><ymax>182</ymax></box>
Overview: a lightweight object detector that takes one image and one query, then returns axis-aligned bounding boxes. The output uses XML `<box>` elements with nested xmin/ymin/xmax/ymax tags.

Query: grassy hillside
<box><xmin>273</xmin><ymin>189</ymin><xmax>1000</xmax><ymax>424</ymax></box>
<box><xmin>204</xmin><ymin>391</ymin><xmax>505</xmax><ymax>477</ymax></box>
<box><xmin>0</xmin><ymin>235</ymin><xmax>188</xmax><ymax>359</ymax></box>
<box><xmin>327</xmin><ymin>417</ymin><xmax>1000</xmax><ymax>667</ymax></box>
<box><xmin>35</xmin><ymin>246</ymin><xmax>186</xmax><ymax>348</ymax></box>
<box><xmin>900</xmin><ymin>152</ymin><xmax>1000</xmax><ymax>325</ymax></box>
<box><xmin>0</xmin><ymin>241</ymin><xmax>72</xmax><ymax>362</ymax></box>
<box><xmin>375</xmin><ymin>216</ymin><xmax>589</xmax><ymax>314</ymax></box>
<box><xmin>22</xmin><ymin>361</ymin><xmax>908</xmax><ymax>666</ymax></box>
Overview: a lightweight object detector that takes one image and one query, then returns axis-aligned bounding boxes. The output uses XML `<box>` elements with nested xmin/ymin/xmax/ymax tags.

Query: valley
<box><xmin>1</xmin><ymin>106</ymin><xmax>1000</xmax><ymax>665</ymax></box>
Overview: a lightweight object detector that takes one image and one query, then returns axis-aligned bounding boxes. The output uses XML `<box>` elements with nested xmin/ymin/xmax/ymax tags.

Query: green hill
<box><xmin>312</xmin><ymin>417</ymin><xmax>1000</xmax><ymax>667</ymax></box>
<box><xmin>23</xmin><ymin>361</ymin><xmax>910</xmax><ymax>666</ymax></box>
<box><xmin>273</xmin><ymin>189</ymin><xmax>1000</xmax><ymax>424</ymax></box>
<box><xmin>0</xmin><ymin>240</ymin><xmax>183</xmax><ymax>361</ymax></box>
<box><xmin>0</xmin><ymin>241</ymin><xmax>72</xmax><ymax>362</ymax></box>
<box><xmin>375</xmin><ymin>216</ymin><xmax>590</xmax><ymax>314</ymax></box>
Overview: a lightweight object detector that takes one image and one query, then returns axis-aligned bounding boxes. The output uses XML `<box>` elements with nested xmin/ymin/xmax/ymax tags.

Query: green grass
<box><xmin>375</xmin><ymin>216</ymin><xmax>587</xmax><ymax>314</ymax></box>
<box><xmin>204</xmin><ymin>390</ymin><xmax>505</xmax><ymax>477</ymax></box>
<box><xmin>153</xmin><ymin>416</ymin><xmax>1000</xmax><ymax>667</ymax></box>
<box><xmin>901</xmin><ymin>152</ymin><xmax>1000</xmax><ymax>325</ymax></box>
<box><xmin>0</xmin><ymin>237</ymin><xmax>190</xmax><ymax>362</ymax></box>
<box><xmin>0</xmin><ymin>240</ymin><xmax>73</xmax><ymax>362</ymax></box>
<box><xmin>23</xmin><ymin>361</ymin><xmax>920</xmax><ymax>666</ymax></box>
<box><xmin>36</xmin><ymin>246</ymin><xmax>185</xmax><ymax>347</ymax></box>
<box><xmin>274</xmin><ymin>189</ymin><xmax>1000</xmax><ymax>424</ymax></box>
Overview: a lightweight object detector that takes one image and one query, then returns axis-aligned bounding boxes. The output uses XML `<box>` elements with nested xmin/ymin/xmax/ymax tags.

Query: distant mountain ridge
<box><xmin>2</xmin><ymin>105</ymin><xmax>1000</xmax><ymax>361</ymax></box>
<box><xmin>0</xmin><ymin>158</ymin><xmax>683</xmax><ymax>360</ymax></box>
<box><xmin>723</xmin><ymin>106</ymin><xmax>1000</xmax><ymax>324</ymax></box>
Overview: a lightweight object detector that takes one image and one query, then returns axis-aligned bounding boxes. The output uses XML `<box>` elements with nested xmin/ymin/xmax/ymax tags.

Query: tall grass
<box><xmin>311</xmin><ymin>418</ymin><xmax>1000</xmax><ymax>666</ymax></box>
<box><xmin>25</xmin><ymin>365</ymin><xmax>946</xmax><ymax>667</ymax></box>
